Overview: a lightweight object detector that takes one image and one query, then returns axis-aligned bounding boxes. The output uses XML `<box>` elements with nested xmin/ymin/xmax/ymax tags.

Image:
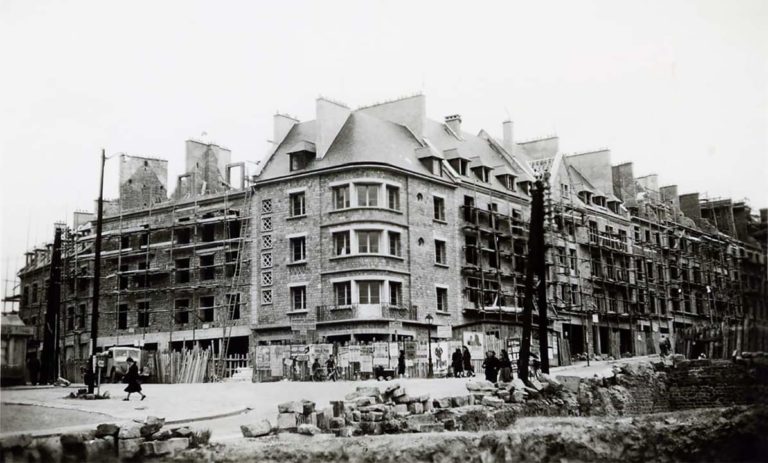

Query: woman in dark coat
<box><xmin>451</xmin><ymin>348</ymin><xmax>464</xmax><ymax>377</ymax></box>
<box><xmin>482</xmin><ymin>351</ymin><xmax>499</xmax><ymax>383</ymax></box>
<box><xmin>397</xmin><ymin>350</ymin><xmax>406</xmax><ymax>377</ymax></box>
<box><xmin>123</xmin><ymin>358</ymin><xmax>146</xmax><ymax>401</ymax></box>
<box><xmin>462</xmin><ymin>345</ymin><xmax>474</xmax><ymax>377</ymax></box>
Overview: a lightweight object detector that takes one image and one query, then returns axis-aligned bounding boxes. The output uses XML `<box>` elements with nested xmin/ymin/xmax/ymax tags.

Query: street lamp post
<box><xmin>426</xmin><ymin>313</ymin><xmax>434</xmax><ymax>378</ymax></box>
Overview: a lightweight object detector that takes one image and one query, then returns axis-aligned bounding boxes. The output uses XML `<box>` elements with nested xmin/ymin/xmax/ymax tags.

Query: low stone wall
<box><xmin>666</xmin><ymin>359</ymin><xmax>768</xmax><ymax>410</ymax></box>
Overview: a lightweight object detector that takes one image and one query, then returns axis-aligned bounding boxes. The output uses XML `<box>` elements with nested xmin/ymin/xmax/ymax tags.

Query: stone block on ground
<box><xmin>241</xmin><ymin>420</ymin><xmax>272</xmax><ymax>438</ymax></box>
<box><xmin>362</xmin><ymin>411</ymin><xmax>384</xmax><ymax>422</ymax></box>
<box><xmin>317</xmin><ymin>409</ymin><xmax>331</xmax><ymax>431</ymax></box>
<box><xmin>329</xmin><ymin>417</ymin><xmax>346</xmax><ymax>429</ymax></box>
<box><xmin>359</xmin><ymin>403</ymin><xmax>388</xmax><ymax>413</ymax></box>
<box><xmin>171</xmin><ymin>427</ymin><xmax>193</xmax><ymax>438</ymax></box>
<box><xmin>451</xmin><ymin>396</ymin><xmax>468</xmax><ymax>407</ymax></box>
<box><xmin>140</xmin><ymin>416</ymin><xmax>165</xmax><ymax>437</ymax></box>
<box><xmin>277</xmin><ymin>413</ymin><xmax>298</xmax><ymax>431</ymax></box>
<box><xmin>141</xmin><ymin>437</ymin><xmax>189</xmax><ymax>457</ymax></box>
<box><xmin>434</xmin><ymin>398</ymin><xmax>452</xmax><ymax>409</ymax></box>
<box><xmin>118</xmin><ymin>424</ymin><xmax>142</xmax><ymax>440</ymax></box>
<box><xmin>297</xmin><ymin>412</ymin><xmax>317</xmax><ymax>427</ymax></box>
<box><xmin>408</xmin><ymin>402</ymin><xmax>424</xmax><ymax>414</ymax></box>
<box><xmin>384</xmin><ymin>384</ymin><xmax>402</xmax><ymax>396</ymax></box>
<box><xmin>481</xmin><ymin>396</ymin><xmax>505</xmax><ymax>408</ymax></box>
<box><xmin>392</xmin><ymin>387</ymin><xmax>407</xmax><ymax>398</ymax></box>
<box><xmin>296</xmin><ymin>424</ymin><xmax>321</xmax><ymax>436</ymax></box>
<box><xmin>356</xmin><ymin>396</ymin><xmax>375</xmax><ymax>407</ymax></box>
<box><xmin>417</xmin><ymin>423</ymin><xmax>445</xmax><ymax>433</ymax></box>
<box><xmin>394</xmin><ymin>394</ymin><xmax>413</xmax><ymax>404</ymax></box>
<box><xmin>423</xmin><ymin>399</ymin><xmax>434</xmax><ymax>412</ymax></box>
<box><xmin>83</xmin><ymin>438</ymin><xmax>114</xmax><ymax>461</ymax></box>
<box><xmin>301</xmin><ymin>400</ymin><xmax>316</xmax><ymax>415</ymax></box>
<box><xmin>511</xmin><ymin>378</ymin><xmax>527</xmax><ymax>391</ymax></box>
<box><xmin>189</xmin><ymin>429</ymin><xmax>211</xmax><ymax>448</ymax></box>
<box><xmin>117</xmin><ymin>438</ymin><xmax>142</xmax><ymax>459</ymax></box>
<box><xmin>466</xmin><ymin>380</ymin><xmax>496</xmax><ymax>392</ymax></box>
<box><xmin>393</xmin><ymin>404</ymin><xmax>409</xmax><ymax>417</ymax></box>
<box><xmin>331</xmin><ymin>401</ymin><xmax>346</xmax><ymax>417</ymax></box>
<box><xmin>497</xmin><ymin>390</ymin><xmax>511</xmax><ymax>402</ymax></box>
<box><xmin>150</xmin><ymin>429</ymin><xmax>172</xmax><ymax>441</ymax></box>
<box><xmin>278</xmin><ymin>401</ymin><xmax>303</xmax><ymax>414</ymax></box>
<box><xmin>512</xmin><ymin>390</ymin><xmax>528</xmax><ymax>403</ymax></box>
<box><xmin>95</xmin><ymin>423</ymin><xmax>120</xmax><ymax>438</ymax></box>
<box><xmin>555</xmin><ymin>375</ymin><xmax>581</xmax><ymax>393</ymax></box>
<box><xmin>335</xmin><ymin>426</ymin><xmax>355</xmax><ymax>438</ymax></box>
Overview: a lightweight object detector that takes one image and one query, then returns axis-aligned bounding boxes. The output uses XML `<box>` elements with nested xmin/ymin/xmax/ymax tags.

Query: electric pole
<box><xmin>88</xmin><ymin>149</ymin><xmax>106</xmax><ymax>393</ymax></box>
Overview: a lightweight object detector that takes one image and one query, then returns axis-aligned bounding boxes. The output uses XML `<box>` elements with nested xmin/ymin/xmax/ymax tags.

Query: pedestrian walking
<box><xmin>397</xmin><ymin>350</ymin><xmax>406</xmax><ymax>378</ymax></box>
<box><xmin>325</xmin><ymin>356</ymin><xmax>337</xmax><ymax>381</ymax></box>
<box><xmin>462</xmin><ymin>345</ymin><xmax>474</xmax><ymax>377</ymax></box>
<box><xmin>451</xmin><ymin>348</ymin><xmax>463</xmax><ymax>377</ymax></box>
<box><xmin>498</xmin><ymin>350</ymin><xmax>512</xmax><ymax>382</ymax></box>
<box><xmin>123</xmin><ymin>357</ymin><xmax>145</xmax><ymax>401</ymax></box>
<box><xmin>482</xmin><ymin>351</ymin><xmax>499</xmax><ymax>383</ymax></box>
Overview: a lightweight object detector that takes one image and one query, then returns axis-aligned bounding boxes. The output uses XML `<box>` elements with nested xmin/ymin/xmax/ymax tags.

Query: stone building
<box><xmin>17</xmin><ymin>140</ymin><xmax>252</xmax><ymax>378</ymax></box>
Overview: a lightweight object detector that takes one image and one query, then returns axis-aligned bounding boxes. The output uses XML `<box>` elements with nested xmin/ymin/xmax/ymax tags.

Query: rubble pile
<box><xmin>0</xmin><ymin>416</ymin><xmax>211</xmax><ymax>462</ymax></box>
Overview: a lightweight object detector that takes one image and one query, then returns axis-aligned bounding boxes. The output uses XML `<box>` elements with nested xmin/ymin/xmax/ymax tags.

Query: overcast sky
<box><xmin>1</xmin><ymin>0</ymin><xmax>766</xmax><ymax>297</ymax></box>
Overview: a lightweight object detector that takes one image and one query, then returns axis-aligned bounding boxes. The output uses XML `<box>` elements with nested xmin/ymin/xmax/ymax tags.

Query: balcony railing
<box><xmin>316</xmin><ymin>304</ymin><xmax>418</xmax><ymax>322</ymax></box>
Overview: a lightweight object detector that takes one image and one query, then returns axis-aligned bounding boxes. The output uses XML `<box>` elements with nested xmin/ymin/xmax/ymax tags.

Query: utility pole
<box><xmin>41</xmin><ymin>225</ymin><xmax>63</xmax><ymax>384</ymax></box>
<box><xmin>519</xmin><ymin>176</ymin><xmax>546</xmax><ymax>383</ymax></box>
<box><xmin>88</xmin><ymin>149</ymin><xmax>106</xmax><ymax>393</ymax></box>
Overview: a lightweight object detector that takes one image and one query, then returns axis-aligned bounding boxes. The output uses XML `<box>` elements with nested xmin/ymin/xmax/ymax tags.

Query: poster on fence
<box><xmin>348</xmin><ymin>345</ymin><xmax>361</xmax><ymax>363</ymax></box>
<box><xmin>404</xmin><ymin>341</ymin><xmax>417</xmax><ymax>359</ymax></box>
<box><xmin>388</xmin><ymin>342</ymin><xmax>399</xmax><ymax>368</ymax></box>
<box><xmin>270</xmin><ymin>347</ymin><xmax>284</xmax><ymax>376</ymax></box>
<box><xmin>312</xmin><ymin>344</ymin><xmax>333</xmax><ymax>361</ymax></box>
<box><xmin>434</xmin><ymin>341</ymin><xmax>449</xmax><ymax>372</ymax></box>
<box><xmin>256</xmin><ymin>346</ymin><xmax>270</xmax><ymax>369</ymax></box>
<box><xmin>416</xmin><ymin>341</ymin><xmax>428</xmax><ymax>360</ymax></box>
<box><xmin>463</xmin><ymin>331</ymin><xmax>484</xmax><ymax>359</ymax></box>
<box><xmin>360</xmin><ymin>345</ymin><xmax>374</xmax><ymax>357</ymax></box>
<box><xmin>338</xmin><ymin>346</ymin><xmax>350</xmax><ymax>367</ymax></box>
<box><xmin>373</xmin><ymin>342</ymin><xmax>389</xmax><ymax>365</ymax></box>
<box><xmin>359</xmin><ymin>355</ymin><xmax>373</xmax><ymax>373</ymax></box>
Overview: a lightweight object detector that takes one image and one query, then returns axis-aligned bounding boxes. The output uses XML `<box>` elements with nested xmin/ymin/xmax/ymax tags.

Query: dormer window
<box><xmin>578</xmin><ymin>191</ymin><xmax>592</xmax><ymax>204</ymax></box>
<box><xmin>518</xmin><ymin>181</ymin><xmax>531</xmax><ymax>195</ymax></box>
<box><xmin>290</xmin><ymin>152</ymin><xmax>310</xmax><ymax>172</ymax></box>
<box><xmin>497</xmin><ymin>174</ymin><xmax>516</xmax><ymax>191</ymax></box>
<box><xmin>473</xmin><ymin>166</ymin><xmax>491</xmax><ymax>182</ymax></box>
<box><xmin>607</xmin><ymin>201</ymin><xmax>620</xmax><ymax>214</ymax></box>
<box><xmin>286</xmin><ymin>141</ymin><xmax>316</xmax><ymax>172</ymax></box>
<box><xmin>449</xmin><ymin>158</ymin><xmax>469</xmax><ymax>176</ymax></box>
<box><xmin>592</xmin><ymin>195</ymin><xmax>606</xmax><ymax>208</ymax></box>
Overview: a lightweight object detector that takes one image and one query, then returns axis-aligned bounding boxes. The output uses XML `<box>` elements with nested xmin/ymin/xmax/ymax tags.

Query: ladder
<box><xmin>216</xmin><ymin>184</ymin><xmax>253</xmax><ymax>378</ymax></box>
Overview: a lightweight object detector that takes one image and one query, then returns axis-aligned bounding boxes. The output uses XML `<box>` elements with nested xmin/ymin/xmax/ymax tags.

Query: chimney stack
<box><xmin>502</xmin><ymin>120</ymin><xmax>514</xmax><ymax>153</ymax></box>
<box><xmin>273</xmin><ymin>113</ymin><xmax>298</xmax><ymax>149</ymax></box>
<box><xmin>445</xmin><ymin>114</ymin><xmax>462</xmax><ymax>136</ymax></box>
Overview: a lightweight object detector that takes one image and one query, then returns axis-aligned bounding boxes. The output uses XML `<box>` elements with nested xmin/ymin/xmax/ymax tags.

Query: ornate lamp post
<box><xmin>426</xmin><ymin>313</ymin><xmax>434</xmax><ymax>378</ymax></box>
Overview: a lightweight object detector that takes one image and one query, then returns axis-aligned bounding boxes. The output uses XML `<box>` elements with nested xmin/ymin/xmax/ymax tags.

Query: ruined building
<box><xmin>16</xmin><ymin>95</ymin><xmax>767</xmax><ymax>380</ymax></box>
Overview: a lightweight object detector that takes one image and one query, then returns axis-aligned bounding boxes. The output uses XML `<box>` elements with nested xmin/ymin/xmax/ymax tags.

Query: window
<box><xmin>226</xmin><ymin>293</ymin><xmax>241</xmax><ymax>320</ymax></box>
<box><xmin>261</xmin><ymin>216</ymin><xmax>272</xmax><ymax>231</ymax></box>
<box><xmin>435</xmin><ymin>240</ymin><xmax>447</xmax><ymax>265</ymax></box>
<box><xmin>387</xmin><ymin>185</ymin><xmax>400</xmax><ymax>211</ymax></box>
<box><xmin>22</xmin><ymin>286</ymin><xmax>29</xmax><ymax>307</ymax></box>
<box><xmin>335</xmin><ymin>282</ymin><xmax>351</xmax><ymax>306</ymax></box>
<box><xmin>261</xmin><ymin>271</ymin><xmax>272</xmax><ymax>286</ymax></box>
<box><xmin>389</xmin><ymin>282</ymin><xmax>402</xmax><ymax>306</ymax></box>
<box><xmin>228</xmin><ymin>220</ymin><xmax>241</xmax><ymax>238</ymax></box>
<box><xmin>433</xmin><ymin>196</ymin><xmax>446</xmax><ymax>221</ymax></box>
<box><xmin>291</xmin><ymin>286</ymin><xmax>307</xmax><ymax>311</ymax></box>
<box><xmin>501</xmin><ymin>175</ymin><xmax>515</xmax><ymax>191</ymax></box>
<box><xmin>176</xmin><ymin>258</ymin><xmax>190</xmax><ymax>283</ymax></box>
<box><xmin>139</xmin><ymin>233</ymin><xmax>149</xmax><ymax>247</ymax></box>
<box><xmin>137</xmin><ymin>301</ymin><xmax>150</xmax><ymax>328</ymax></box>
<box><xmin>357</xmin><ymin>184</ymin><xmax>379</xmax><ymax>207</ymax></box>
<box><xmin>388</xmin><ymin>232</ymin><xmax>402</xmax><ymax>257</ymax></box>
<box><xmin>199</xmin><ymin>296</ymin><xmax>214</xmax><ymax>322</ymax></box>
<box><xmin>571</xmin><ymin>284</ymin><xmax>579</xmax><ymax>305</ymax></box>
<box><xmin>333</xmin><ymin>185</ymin><xmax>350</xmax><ymax>210</ymax></box>
<box><xmin>225</xmin><ymin>250</ymin><xmax>239</xmax><ymax>277</ymax></box>
<box><xmin>333</xmin><ymin>231</ymin><xmax>350</xmax><ymax>256</ymax></box>
<box><xmin>290</xmin><ymin>152</ymin><xmax>309</xmax><ymax>171</ymax></box>
<box><xmin>474</xmin><ymin>167</ymin><xmax>490</xmax><ymax>182</ymax></box>
<box><xmin>175</xmin><ymin>299</ymin><xmax>189</xmax><ymax>324</ymax></box>
<box><xmin>121</xmin><ymin>235</ymin><xmax>130</xmax><ymax>249</ymax></box>
<box><xmin>67</xmin><ymin>307</ymin><xmax>75</xmax><ymax>331</ymax></box>
<box><xmin>200</xmin><ymin>255</ymin><xmax>215</xmax><ymax>280</ymax></box>
<box><xmin>289</xmin><ymin>192</ymin><xmax>306</xmax><ymax>217</ymax></box>
<box><xmin>290</xmin><ymin>236</ymin><xmax>306</xmax><ymax>262</ymax></box>
<box><xmin>261</xmin><ymin>252</ymin><xmax>273</xmax><ymax>268</ymax></box>
<box><xmin>176</xmin><ymin>228</ymin><xmax>191</xmax><ymax>244</ymax></box>
<box><xmin>118</xmin><ymin>304</ymin><xmax>128</xmax><ymax>330</ymax></box>
<box><xmin>261</xmin><ymin>234</ymin><xmax>273</xmax><ymax>249</ymax></box>
<box><xmin>262</xmin><ymin>289</ymin><xmax>273</xmax><ymax>304</ymax></box>
<box><xmin>451</xmin><ymin>159</ymin><xmax>468</xmax><ymax>176</ymax></box>
<box><xmin>569</xmin><ymin>249</ymin><xmax>577</xmax><ymax>272</ymax></box>
<box><xmin>261</xmin><ymin>199</ymin><xmax>273</xmax><ymax>214</ymax></box>
<box><xmin>436</xmin><ymin>287</ymin><xmax>448</xmax><ymax>312</ymax></box>
<box><xmin>357</xmin><ymin>231</ymin><xmax>380</xmax><ymax>254</ymax></box>
<box><xmin>200</xmin><ymin>223</ymin><xmax>215</xmax><ymax>242</ymax></box>
<box><xmin>32</xmin><ymin>283</ymin><xmax>38</xmax><ymax>303</ymax></box>
<box><xmin>358</xmin><ymin>281</ymin><xmax>381</xmax><ymax>304</ymax></box>
<box><xmin>78</xmin><ymin>304</ymin><xmax>86</xmax><ymax>329</ymax></box>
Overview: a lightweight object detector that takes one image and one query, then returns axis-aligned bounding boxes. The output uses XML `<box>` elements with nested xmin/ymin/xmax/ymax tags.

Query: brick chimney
<box><xmin>273</xmin><ymin>113</ymin><xmax>298</xmax><ymax>149</ymax></box>
<box><xmin>445</xmin><ymin>114</ymin><xmax>462</xmax><ymax>136</ymax></box>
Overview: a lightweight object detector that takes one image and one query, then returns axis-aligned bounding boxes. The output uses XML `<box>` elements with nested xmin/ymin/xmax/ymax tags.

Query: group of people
<box><xmin>480</xmin><ymin>350</ymin><xmax>516</xmax><ymax>383</ymax></box>
<box><xmin>450</xmin><ymin>346</ymin><xmax>476</xmax><ymax>377</ymax></box>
